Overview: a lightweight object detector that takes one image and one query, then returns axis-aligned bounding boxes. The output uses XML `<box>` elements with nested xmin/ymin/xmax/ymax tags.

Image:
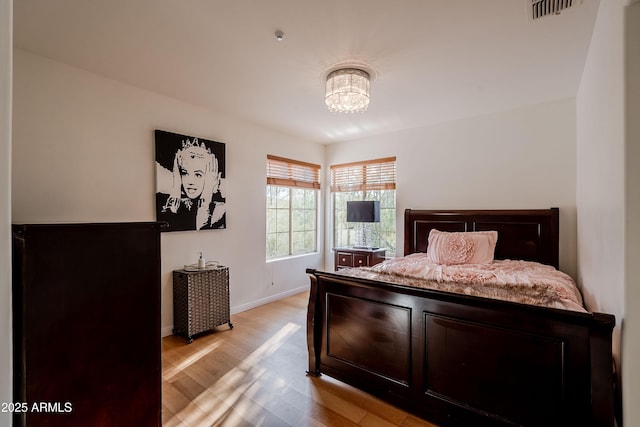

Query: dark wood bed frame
<box><xmin>306</xmin><ymin>208</ymin><xmax>615</xmax><ymax>427</ymax></box>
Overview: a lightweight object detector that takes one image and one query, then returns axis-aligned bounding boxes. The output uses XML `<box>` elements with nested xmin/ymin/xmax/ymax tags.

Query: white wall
<box><xmin>326</xmin><ymin>98</ymin><xmax>578</xmax><ymax>277</ymax></box>
<box><xmin>624</xmin><ymin>2</ymin><xmax>640</xmax><ymax>425</ymax></box>
<box><xmin>576</xmin><ymin>0</ymin><xmax>627</xmax><ymax>423</ymax></box>
<box><xmin>576</xmin><ymin>0</ymin><xmax>640</xmax><ymax>425</ymax></box>
<box><xmin>576</xmin><ymin>0</ymin><xmax>625</xmax><ymax>317</ymax></box>
<box><xmin>0</xmin><ymin>0</ymin><xmax>12</xmax><ymax>425</ymax></box>
<box><xmin>11</xmin><ymin>50</ymin><xmax>325</xmax><ymax>337</ymax></box>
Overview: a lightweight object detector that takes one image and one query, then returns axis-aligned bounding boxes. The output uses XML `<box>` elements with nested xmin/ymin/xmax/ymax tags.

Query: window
<box><xmin>266</xmin><ymin>155</ymin><xmax>320</xmax><ymax>260</ymax></box>
<box><xmin>331</xmin><ymin>157</ymin><xmax>396</xmax><ymax>256</ymax></box>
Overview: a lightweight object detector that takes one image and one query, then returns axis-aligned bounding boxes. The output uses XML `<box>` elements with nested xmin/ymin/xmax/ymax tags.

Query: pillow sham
<box><xmin>425</xmin><ymin>229</ymin><xmax>498</xmax><ymax>265</ymax></box>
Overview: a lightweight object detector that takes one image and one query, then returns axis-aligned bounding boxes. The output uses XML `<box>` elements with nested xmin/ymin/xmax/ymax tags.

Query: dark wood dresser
<box><xmin>12</xmin><ymin>222</ymin><xmax>163</xmax><ymax>427</ymax></box>
<box><xmin>333</xmin><ymin>247</ymin><xmax>386</xmax><ymax>271</ymax></box>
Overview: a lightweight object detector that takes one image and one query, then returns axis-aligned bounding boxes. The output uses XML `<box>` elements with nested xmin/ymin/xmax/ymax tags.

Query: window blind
<box><xmin>267</xmin><ymin>155</ymin><xmax>321</xmax><ymax>189</ymax></box>
<box><xmin>330</xmin><ymin>157</ymin><xmax>396</xmax><ymax>192</ymax></box>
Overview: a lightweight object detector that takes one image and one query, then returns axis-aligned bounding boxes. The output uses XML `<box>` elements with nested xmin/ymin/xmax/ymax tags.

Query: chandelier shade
<box><xmin>324</xmin><ymin>68</ymin><xmax>370</xmax><ymax>113</ymax></box>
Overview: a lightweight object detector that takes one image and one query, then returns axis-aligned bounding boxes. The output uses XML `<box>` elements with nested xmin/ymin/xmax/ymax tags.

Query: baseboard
<box><xmin>230</xmin><ymin>285</ymin><xmax>309</xmax><ymax>314</ymax></box>
<box><xmin>161</xmin><ymin>285</ymin><xmax>309</xmax><ymax>337</ymax></box>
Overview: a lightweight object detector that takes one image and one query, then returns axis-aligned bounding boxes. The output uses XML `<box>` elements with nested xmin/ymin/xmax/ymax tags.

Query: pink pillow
<box><xmin>426</xmin><ymin>229</ymin><xmax>498</xmax><ymax>265</ymax></box>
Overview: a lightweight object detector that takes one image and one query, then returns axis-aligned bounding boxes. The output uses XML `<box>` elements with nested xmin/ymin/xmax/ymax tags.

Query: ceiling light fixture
<box><xmin>324</xmin><ymin>68</ymin><xmax>370</xmax><ymax>113</ymax></box>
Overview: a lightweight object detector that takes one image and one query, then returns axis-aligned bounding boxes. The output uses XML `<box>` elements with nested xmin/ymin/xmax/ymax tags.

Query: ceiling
<box><xmin>13</xmin><ymin>0</ymin><xmax>599</xmax><ymax>144</ymax></box>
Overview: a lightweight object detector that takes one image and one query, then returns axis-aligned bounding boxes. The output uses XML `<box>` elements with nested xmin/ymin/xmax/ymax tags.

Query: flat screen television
<box><xmin>346</xmin><ymin>201</ymin><xmax>380</xmax><ymax>223</ymax></box>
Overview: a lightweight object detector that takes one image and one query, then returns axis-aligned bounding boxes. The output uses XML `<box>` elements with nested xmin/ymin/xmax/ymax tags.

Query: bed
<box><xmin>305</xmin><ymin>208</ymin><xmax>615</xmax><ymax>427</ymax></box>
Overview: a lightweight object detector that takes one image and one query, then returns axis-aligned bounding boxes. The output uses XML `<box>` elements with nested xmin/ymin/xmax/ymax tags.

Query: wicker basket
<box><xmin>172</xmin><ymin>266</ymin><xmax>232</xmax><ymax>343</ymax></box>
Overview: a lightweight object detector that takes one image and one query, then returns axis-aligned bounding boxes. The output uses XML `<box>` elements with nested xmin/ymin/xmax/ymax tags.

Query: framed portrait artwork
<box><xmin>155</xmin><ymin>130</ymin><xmax>226</xmax><ymax>232</ymax></box>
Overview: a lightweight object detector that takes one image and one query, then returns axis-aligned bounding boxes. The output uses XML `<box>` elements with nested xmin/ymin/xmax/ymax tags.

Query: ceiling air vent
<box><xmin>530</xmin><ymin>0</ymin><xmax>575</xmax><ymax>20</ymax></box>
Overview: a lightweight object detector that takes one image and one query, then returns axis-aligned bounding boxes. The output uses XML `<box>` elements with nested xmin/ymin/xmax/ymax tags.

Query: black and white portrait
<box><xmin>155</xmin><ymin>130</ymin><xmax>226</xmax><ymax>231</ymax></box>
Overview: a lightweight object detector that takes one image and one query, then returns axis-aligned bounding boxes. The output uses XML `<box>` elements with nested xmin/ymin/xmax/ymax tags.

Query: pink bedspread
<box><xmin>337</xmin><ymin>253</ymin><xmax>586</xmax><ymax>312</ymax></box>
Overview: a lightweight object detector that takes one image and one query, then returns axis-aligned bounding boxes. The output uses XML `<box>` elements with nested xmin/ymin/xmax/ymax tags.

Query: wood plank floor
<box><xmin>162</xmin><ymin>290</ymin><xmax>440</xmax><ymax>427</ymax></box>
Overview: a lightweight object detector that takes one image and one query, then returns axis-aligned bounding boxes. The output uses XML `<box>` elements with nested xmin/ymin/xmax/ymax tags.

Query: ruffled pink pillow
<box><xmin>426</xmin><ymin>229</ymin><xmax>498</xmax><ymax>265</ymax></box>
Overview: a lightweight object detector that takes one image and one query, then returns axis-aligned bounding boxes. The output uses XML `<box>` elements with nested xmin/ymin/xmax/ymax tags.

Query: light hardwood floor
<box><xmin>162</xmin><ymin>291</ymin><xmax>439</xmax><ymax>427</ymax></box>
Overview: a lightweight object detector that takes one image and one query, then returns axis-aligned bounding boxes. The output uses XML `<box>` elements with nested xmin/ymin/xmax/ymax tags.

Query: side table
<box><xmin>333</xmin><ymin>247</ymin><xmax>386</xmax><ymax>271</ymax></box>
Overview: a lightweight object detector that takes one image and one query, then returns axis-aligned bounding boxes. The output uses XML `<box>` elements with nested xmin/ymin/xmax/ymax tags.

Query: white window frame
<box><xmin>266</xmin><ymin>155</ymin><xmax>320</xmax><ymax>260</ymax></box>
<box><xmin>331</xmin><ymin>157</ymin><xmax>397</xmax><ymax>256</ymax></box>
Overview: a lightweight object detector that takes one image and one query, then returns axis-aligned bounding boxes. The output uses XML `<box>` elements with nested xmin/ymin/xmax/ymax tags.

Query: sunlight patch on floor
<box><xmin>163</xmin><ymin>340</ymin><xmax>223</xmax><ymax>382</ymax></box>
<box><xmin>166</xmin><ymin>322</ymin><xmax>301</xmax><ymax>426</ymax></box>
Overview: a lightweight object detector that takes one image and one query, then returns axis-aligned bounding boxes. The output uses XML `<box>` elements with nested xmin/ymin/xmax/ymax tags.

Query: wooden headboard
<box><xmin>404</xmin><ymin>208</ymin><xmax>559</xmax><ymax>268</ymax></box>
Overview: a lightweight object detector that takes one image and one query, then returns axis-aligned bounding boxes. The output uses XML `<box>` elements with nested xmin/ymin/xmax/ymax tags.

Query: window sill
<box><xmin>266</xmin><ymin>252</ymin><xmax>320</xmax><ymax>263</ymax></box>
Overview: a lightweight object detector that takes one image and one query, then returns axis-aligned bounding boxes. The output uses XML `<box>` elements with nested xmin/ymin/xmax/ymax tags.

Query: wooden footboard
<box><xmin>306</xmin><ymin>270</ymin><xmax>615</xmax><ymax>427</ymax></box>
